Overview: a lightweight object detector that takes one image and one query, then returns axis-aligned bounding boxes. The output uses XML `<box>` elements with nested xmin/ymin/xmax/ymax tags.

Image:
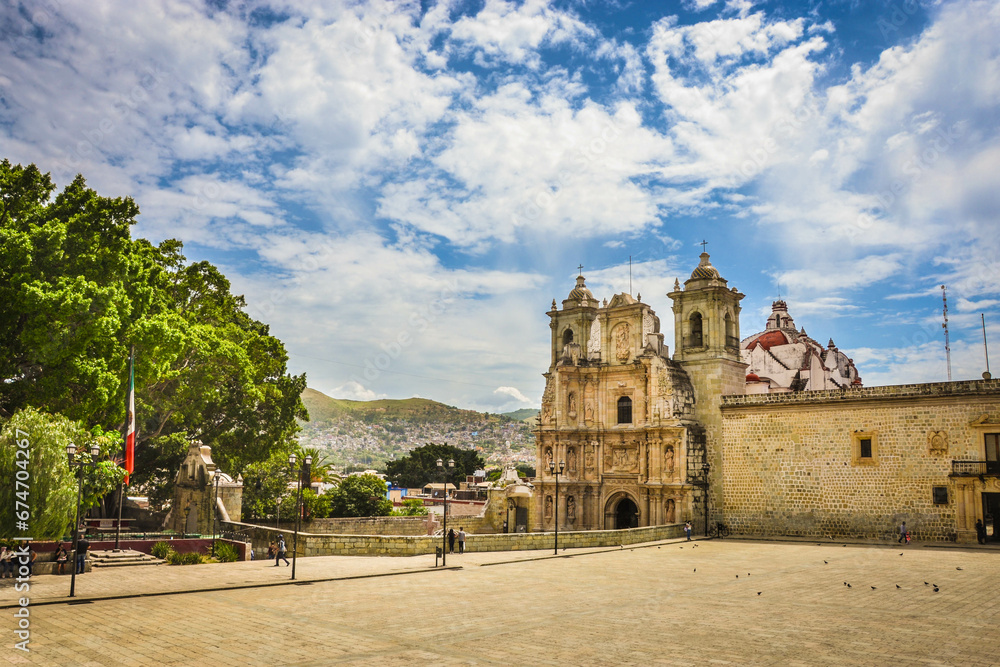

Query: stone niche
<box><xmin>164</xmin><ymin>441</ymin><xmax>243</xmax><ymax>535</ymax></box>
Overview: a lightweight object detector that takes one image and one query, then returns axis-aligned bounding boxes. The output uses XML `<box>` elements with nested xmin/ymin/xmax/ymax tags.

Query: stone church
<box><xmin>534</xmin><ymin>252</ymin><xmax>1000</xmax><ymax>543</ymax></box>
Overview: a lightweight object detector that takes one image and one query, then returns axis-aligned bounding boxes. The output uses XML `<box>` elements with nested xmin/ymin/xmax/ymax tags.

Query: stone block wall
<box><xmin>226</xmin><ymin>521</ymin><xmax>684</xmax><ymax>557</ymax></box>
<box><xmin>720</xmin><ymin>380</ymin><xmax>1000</xmax><ymax>541</ymax></box>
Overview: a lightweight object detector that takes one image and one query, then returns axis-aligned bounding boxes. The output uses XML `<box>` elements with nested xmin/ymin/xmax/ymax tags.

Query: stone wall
<box><xmin>304</xmin><ymin>517</ymin><xmax>432</xmax><ymax>535</ymax></box>
<box><xmin>720</xmin><ymin>379</ymin><xmax>1000</xmax><ymax>541</ymax></box>
<box><xmin>226</xmin><ymin>521</ymin><xmax>684</xmax><ymax>557</ymax></box>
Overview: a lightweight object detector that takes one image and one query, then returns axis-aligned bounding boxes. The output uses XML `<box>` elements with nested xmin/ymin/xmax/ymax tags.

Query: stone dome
<box><xmin>690</xmin><ymin>252</ymin><xmax>721</xmax><ymax>281</ymax></box>
<box><xmin>567</xmin><ymin>275</ymin><xmax>594</xmax><ymax>302</ymax></box>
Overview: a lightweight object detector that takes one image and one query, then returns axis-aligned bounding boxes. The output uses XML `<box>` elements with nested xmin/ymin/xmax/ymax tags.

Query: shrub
<box><xmin>214</xmin><ymin>542</ymin><xmax>239</xmax><ymax>563</ymax></box>
<box><xmin>166</xmin><ymin>550</ymin><xmax>185</xmax><ymax>565</ymax></box>
<box><xmin>182</xmin><ymin>551</ymin><xmax>205</xmax><ymax>565</ymax></box>
<box><xmin>151</xmin><ymin>541</ymin><xmax>173</xmax><ymax>559</ymax></box>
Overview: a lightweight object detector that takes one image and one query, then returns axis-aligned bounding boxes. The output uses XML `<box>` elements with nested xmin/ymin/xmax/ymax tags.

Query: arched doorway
<box><xmin>605</xmin><ymin>493</ymin><xmax>640</xmax><ymax>529</ymax></box>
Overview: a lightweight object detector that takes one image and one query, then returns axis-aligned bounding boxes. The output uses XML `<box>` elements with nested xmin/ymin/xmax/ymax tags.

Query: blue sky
<box><xmin>2</xmin><ymin>0</ymin><xmax>999</xmax><ymax>412</ymax></box>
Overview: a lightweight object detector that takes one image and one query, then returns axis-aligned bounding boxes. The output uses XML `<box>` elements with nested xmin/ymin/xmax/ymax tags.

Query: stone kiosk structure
<box><xmin>535</xmin><ymin>252</ymin><xmax>1000</xmax><ymax>543</ymax></box>
<box><xmin>165</xmin><ymin>441</ymin><xmax>243</xmax><ymax>535</ymax></box>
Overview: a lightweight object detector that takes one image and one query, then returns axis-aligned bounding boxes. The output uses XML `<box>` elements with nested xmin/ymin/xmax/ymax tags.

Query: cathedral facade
<box><xmin>534</xmin><ymin>253</ymin><xmax>1000</xmax><ymax>543</ymax></box>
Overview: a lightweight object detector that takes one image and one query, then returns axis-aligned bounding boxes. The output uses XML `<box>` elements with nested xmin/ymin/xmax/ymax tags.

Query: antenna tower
<box><xmin>941</xmin><ymin>285</ymin><xmax>952</xmax><ymax>382</ymax></box>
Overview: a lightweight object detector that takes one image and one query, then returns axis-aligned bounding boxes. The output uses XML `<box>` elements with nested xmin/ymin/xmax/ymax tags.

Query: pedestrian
<box><xmin>76</xmin><ymin>536</ymin><xmax>90</xmax><ymax>574</ymax></box>
<box><xmin>0</xmin><ymin>546</ymin><xmax>11</xmax><ymax>579</ymax></box>
<box><xmin>898</xmin><ymin>521</ymin><xmax>907</xmax><ymax>544</ymax></box>
<box><xmin>275</xmin><ymin>535</ymin><xmax>290</xmax><ymax>566</ymax></box>
<box><xmin>267</xmin><ymin>541</ymin><xmax>276</xmax><ymax>559</ymax></box>
<box><xmin>54</xmin><ymin>543</ymin><xmax>69</xmax><ymax>575</ymax></box>
<box><xmin>448</xmin><ymin>528</ymin><xmax>456</xmax><ymax>554</ymax></box>
<box><xmin>684</xmin><ymin>521</ymin><xmax>692</xmax><ymax>541</ymax></box>
<box><xmin>975</xmin><ymin>519</ymin><xmax>987</xmax><ymax>545</ymax></box>
<box><xmin>458</xmin><ymin>527</ymin><xmax>467</xmax><ymax>554</ymax></box>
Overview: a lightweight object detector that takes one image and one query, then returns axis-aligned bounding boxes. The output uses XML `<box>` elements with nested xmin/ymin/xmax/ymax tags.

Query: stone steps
<box><xmin>88</xmin><ymin>549</ymin><xmax>165</xmax><ymax>568</ymax></box>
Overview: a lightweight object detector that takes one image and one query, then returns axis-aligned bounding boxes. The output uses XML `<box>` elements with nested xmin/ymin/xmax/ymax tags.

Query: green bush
<box><xmin>214</xmin><ymin>542</ymin><xmax>239</xmax><ymax>563</ymax></box>
<box><xmin>151</xmin><ymin>541</ymin><xmax>173</xmax><ymax>559</ymax></box>
<box><xmin>166</xmin><ymin>550</ymin><xmax>205</xmax><ymax>565</ymax></box>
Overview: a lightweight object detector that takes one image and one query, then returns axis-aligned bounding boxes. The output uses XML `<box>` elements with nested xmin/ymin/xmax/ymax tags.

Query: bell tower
<box><xmin>547</xmin><ymin>273</ymin><xmax>599</xmax><ymax>367</ymax></box>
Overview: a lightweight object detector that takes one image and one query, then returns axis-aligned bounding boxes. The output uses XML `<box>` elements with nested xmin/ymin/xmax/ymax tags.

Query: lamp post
<box><xmin>701</xmin><ymin>461</ymin><xmax>711</xmax><ymax>536</ymax></box>
<box><xmin>436</xmin><ymin>457</ymin><xmax>454</xmax><ymax>566</ymax></box>
<box><xmin>549</xmin><ymin>459</ymin><xmax>564</xmax><ymax>555</ymax></box>
<box><xmin>288</xmin><ymin>453</ymin><xmax>311</xmax><ymax>581</ymax></box>
<box><xmin>211</xmin><ymin>470</ymin><xmax>221</xmax><ymax>558</ymax></box>
<box><xmin>66</xmin><ymin>442</ymin><xmax>101</xmax><ymax>598</ymax></box>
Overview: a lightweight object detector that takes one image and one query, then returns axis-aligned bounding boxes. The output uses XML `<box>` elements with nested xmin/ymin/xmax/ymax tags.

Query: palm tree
<box><xmin>297</xmin><ymin>447</ymin><xmax>337</xmax><ymax>483</ymax></box>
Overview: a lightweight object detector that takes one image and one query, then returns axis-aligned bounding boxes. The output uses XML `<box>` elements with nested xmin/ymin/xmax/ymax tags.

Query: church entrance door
<box><xmin>614</xmin><ymin>498</ymin><xmax>639</xmax><ymax>529</ymax></box>
<box><xmin>984</xmin><ymin>493</ymin><xmax>1000</xmax><ymax>542</ymax></box>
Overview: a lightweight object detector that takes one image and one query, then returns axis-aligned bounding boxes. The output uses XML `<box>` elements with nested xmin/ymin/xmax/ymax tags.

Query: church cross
<box><xmin>577</xmin><ymin>264</ymin><xmax>584</xmax><ymax>274</ymax></box>
<box><xmin>700</xmin><ymin>240</ymin><xmax>708</xmax><ymax>252</ymax></box>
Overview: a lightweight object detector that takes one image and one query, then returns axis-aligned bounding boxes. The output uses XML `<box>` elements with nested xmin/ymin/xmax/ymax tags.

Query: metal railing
<box><xmin>951</xmin><ymin>460</ymin><xmax>1000</xmax><ymax>476</ymax></box>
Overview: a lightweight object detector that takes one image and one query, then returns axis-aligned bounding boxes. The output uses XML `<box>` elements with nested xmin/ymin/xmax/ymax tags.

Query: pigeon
<box><xmin>924</xmin><ymin>582</ymin><xmax>930</xmax><ymax>586</ymax></box>
<box><xmin>847</xmin><ymin>583</ymin><xmax>852</xmax><ymax>588</ymax></box>
<box><xmin>933</xmin><ymin>587</ymin><xmax>940</xmax><ymax>593</ymax></box>
<box><xmin>956</xmin><ymin>567</ymin><xmax>963</xmax><ymax>571</ymax></box>
<box><xmin>658</xmin><ymin>547</ymin><xmax>661</xmax><ymax>549</ymax></box>
<box><xmin>693</xmin><ymin>568</ymin><xmax>696</xmax><ymax>572</ymax></box>
<box><xmin>871</xmin><ymin>586</ymin><xmax>877</xmax><ymax>590</ymax></box>
<box><xmin>824</xmin><ymin>561</ymin><xmax>828</xmax><ymax>564</ymax></box>
<box><xmin>757</xmin><ymin>592</ymin><xmax>762</xmax><ymax>596</ymax></box>
<box><xmin>900</xmin><ymin>553</ymin><xmax>903</xmax><ymax>556</ymax></box>
<box><xmin>843</xmin><ymin>582</ymin><xmax>848</xmax><ymax>586</ymax></box>
<box><xmin>736</xmin><ymin>574</ymin><xmax>739</xmax><ymax>578</ymax></box>
<box><xmin>895</xmin><ymin>585</ymin><xmax>901</xmax><ymax>589</ymax></box>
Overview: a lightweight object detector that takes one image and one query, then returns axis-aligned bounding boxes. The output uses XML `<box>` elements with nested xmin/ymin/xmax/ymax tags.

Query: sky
<box><xmin>2</xmin><ymin>0</ymin><xmax>999</xmax><ymax>413</ymax></box>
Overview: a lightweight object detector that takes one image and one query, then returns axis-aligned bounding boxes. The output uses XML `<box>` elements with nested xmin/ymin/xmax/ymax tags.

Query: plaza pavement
<box><xmin>3</xmin><ymin>538</ymin><xmax>998</xmax><ymax>665</ymax></box>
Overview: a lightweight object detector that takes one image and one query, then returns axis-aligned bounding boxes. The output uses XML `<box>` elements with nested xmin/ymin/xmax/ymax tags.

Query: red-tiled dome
<box><xmin>746</xmin><ymin>373</ymin><xmax>760</xmax><ymax>382</ymax></box>
<box><xmin>745</xmin><ymin>330</ymin><xmax>789</xmax><ymax>351</ymax></box>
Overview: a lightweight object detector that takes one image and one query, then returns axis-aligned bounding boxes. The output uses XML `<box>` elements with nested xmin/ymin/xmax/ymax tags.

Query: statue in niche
<box><xmin>603</xmin><ymin>445</ymin><xmax>613</xmax><ymax>469</ymax></box>
<box><xmin>567</xmin><ymin>392</ymin><xmax>577</xmax><ymax>417</ymax></box>
<box><xmin>665</xmin><ymin>498</ymin><xmax>676</xmax><ymax>523</ymax></box>
<box><xmin>585</xmin><ymin>444</ymin><xmax>595</xmax><ymax>470</ymax></box>
<box><xmin>584</xmin><ymin>402</ymin><xmax>594</xmax><ymax>422</ymax></box>
<box><xmin>545</xmin><ymin>446</ymin><xmax>553</xmax><ymax>469</ymax></box>
<box><xmin>664</xmin><ymin>445</ymin><xmax>675</xmax><ymax>476</ymax></box>
<box><xmin>615</xmin><ymin>323</ymin><xmax>631</xmax><ymax>362</ymax></box>
<box><xmin>544</xmin><ymin>495</ymin><xmax>553</xmax><ymax>519</ymax></box>
<box><xmin>567</xmin><ymin>447</ymin><xmax>577</xmax><ymax>473</ymax></box>
<box><xmin>567</xmin><ymin>495</ymin><xmax>576</xmax><ymax>521</ymax></box>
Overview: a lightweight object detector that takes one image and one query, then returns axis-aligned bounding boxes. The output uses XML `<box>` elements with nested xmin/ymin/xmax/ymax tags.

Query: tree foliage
<box><xmin>392</xmin><ymin>498</ymin><xmax>428</xmax><ymax>516</ymax></box>
<box><xmin>327</xmin><ymin>473</ymin><xmax>391</xmax><ymax>518</ymax></box>
<box><xmin>0</xmin><ymin>160</ymin><xmax>307</xmax><ymax>507</ymax></box>
<box><xmin>384</xmin><ymin>443</ymin><xmax>484</xmax><ymax>489</ymax></box>
<box><xmin>0</xmin><ymin>407</ymin><xmax>123</xmax><ymax>539</ymax></box>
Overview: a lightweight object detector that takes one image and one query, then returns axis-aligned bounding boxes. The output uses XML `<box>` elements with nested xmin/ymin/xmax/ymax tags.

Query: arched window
<box><xmin>689</xmin><ymin>312</ymin><xmax>703</xmax><ymax>347</ymax></box>
<box><xmin>617</xmin><ymin>396</ymin><xmax>632</xmax><ymax>424</ymax></box>
<box><xmin>725</xmin><ymin>312</ymin><xmax>736</xmax><ymax>347</ymax></box>
<box><xmin>562</xmin><ymin>328</ymin><xmax>574</xmax><ymax>346</ymax></box>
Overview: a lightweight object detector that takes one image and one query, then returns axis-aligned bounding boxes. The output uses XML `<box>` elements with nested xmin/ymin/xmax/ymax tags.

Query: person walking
<box><xmin>898</xmin><ymin>521</ymin><xmax>908</xmax><ymax>544</ymax></box>
<box><xmin>275</xmin><ymin>535</ymin><xmax>290</xmax><ymax>566</ymax></box>
<box><xmin>458</xmin><ymin>527</ymin><xmax>467</xmax><ymax>555</ymax></box>
<box><xmin>684</xmin><ymin>521</ymin><xmax>692</xmax><ymax>541</ymax></box>
<box><xmin>976</xmin><ymin>519</ymin><xmax>987</xmax><ymax>545</ymax></box>
<box><xmin>75</xmin><ymin>536</ymin><xmax>90</xmax><ymax>574</ymax></box>
<box><xmin>447</xmin><ymin>528</ymin><xmax>456</xmax><ymax>554</ymax></box>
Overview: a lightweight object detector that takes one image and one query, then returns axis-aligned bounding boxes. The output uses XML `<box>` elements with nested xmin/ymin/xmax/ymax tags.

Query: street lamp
<box><xmin>288</xmin><ymin>453</ymin><xmax>311</xmax><ymax>581</ymax></box>
<box><xmin>701</xmin><ymin>461</ymin><xmax>711</xmax><ymax>536</ymax></box>
<box><xmin>211</xmin><ymin>470</ymin><xmax>221</xmax><ymax>558</ymax></box>
<box><xmin>66</xmin><ymin>441</ymin><xmax>101</xmax><ymax>598</ymax></box>
<box><xmin>549</xmin><ymin>459</ymin><xmax>565</xmax><ymax>555</ymax></box>
<box><xmin>436</xmin><ymin>457</ymin><xmax>454</xmax><ymax>566</ymax></box>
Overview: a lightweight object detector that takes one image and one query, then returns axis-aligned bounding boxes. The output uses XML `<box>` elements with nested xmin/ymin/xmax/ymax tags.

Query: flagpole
<box><xmin>115</xmin><ymin>345</ymin><xmax>135</xmax><ymax>551</ymax></box>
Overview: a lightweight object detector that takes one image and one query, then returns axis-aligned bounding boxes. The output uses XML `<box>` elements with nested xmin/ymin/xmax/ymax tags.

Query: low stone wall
<box><xmin>226</xmin><ymin>521</ymin><xmax>685</xmax><ymax>557</ymax></box>
<box><xmin>304</xmin><ymin>517</ymin><xmax>430</xmax><ymax>535</ymax></box>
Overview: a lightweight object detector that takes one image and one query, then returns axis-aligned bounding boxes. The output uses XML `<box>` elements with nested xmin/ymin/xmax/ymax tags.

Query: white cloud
<box><xmin>494</xmin><ymin>386</ymin><xmax>532</xmax><ymax>404</ymax></box>
<box><xmin>329</xmin><ymin>380</ymin><xmax>386</xmax><ymax>402</ymax></box>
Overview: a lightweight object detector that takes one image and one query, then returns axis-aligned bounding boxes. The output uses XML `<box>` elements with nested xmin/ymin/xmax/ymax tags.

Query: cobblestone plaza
<box><xmin>3</xmin><ymin>539</ymin><xmax>997</xmax><ymax>665</ymax></box>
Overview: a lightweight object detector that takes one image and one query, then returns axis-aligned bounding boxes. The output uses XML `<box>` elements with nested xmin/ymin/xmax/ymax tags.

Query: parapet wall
<box><xmin>226</xmin><ymin>521</ymin><xmax>684</xmax><ymax>557</ymax></box>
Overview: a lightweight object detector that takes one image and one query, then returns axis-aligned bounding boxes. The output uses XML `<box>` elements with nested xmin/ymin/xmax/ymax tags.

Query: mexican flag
<box><xmin>124</xmin><ymin>348</ymin><xmax>135</xmax><ymax>485</ymax></box>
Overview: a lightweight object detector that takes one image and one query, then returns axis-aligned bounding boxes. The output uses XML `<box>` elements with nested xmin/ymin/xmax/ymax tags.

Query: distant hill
<box><xmin>298</xmin><ymin>388</ymin><xmax>535</xmax><ymax>472</ymax></box>
<box><xmin>301</xmin><ymin>388</ymin><xmax>492</xmax><ymax>426</ymax></box>
<box><xmin>501</xmin><ymin>408</ymin><xmax>540</xmax><ymax>423</ymax></box>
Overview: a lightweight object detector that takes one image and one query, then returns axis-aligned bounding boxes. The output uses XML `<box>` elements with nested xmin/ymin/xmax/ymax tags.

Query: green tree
<box><xmin>392</xmin><ymin>498</ymin><xmax>428</xmax><ymax>516</ymax></box>
<box><xmin>384</xmin><ymin>443</ymin><xmax>484</xmax><ymax>489</ymax></box>
<box><xmin>0</xmin><ymin>407</ymin><xmax>123</xmax><ymax>539</ymax></box>
<box><xmin>0</xmin><ymin>160</ymin><xmax>308</xmax><ymax>507</ymax></box>
<box><xmin>328</xmin><ymin>473</ymin><xmax>392</xmax><ymax>518</ymax></box>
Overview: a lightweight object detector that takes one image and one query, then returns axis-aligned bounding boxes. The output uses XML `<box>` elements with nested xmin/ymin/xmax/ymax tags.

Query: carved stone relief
<box><xmin>567</xmin><ymin>447</ymin><xmax>577</xmax><ymax>474</ymax></box>
<box><xmin>544</xmin><ymin>495</ymin><xmax>553</xmax><ymax>519</ymax></box>
<box><xmin>614</xmin><ymin>323</ymin><xmax>631</xmax><ymax>362</ymax></box>
<box><xmin>927</xmin><ymin>430</ymin><xmax>948</xmax><ymax>455</ymax></box>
